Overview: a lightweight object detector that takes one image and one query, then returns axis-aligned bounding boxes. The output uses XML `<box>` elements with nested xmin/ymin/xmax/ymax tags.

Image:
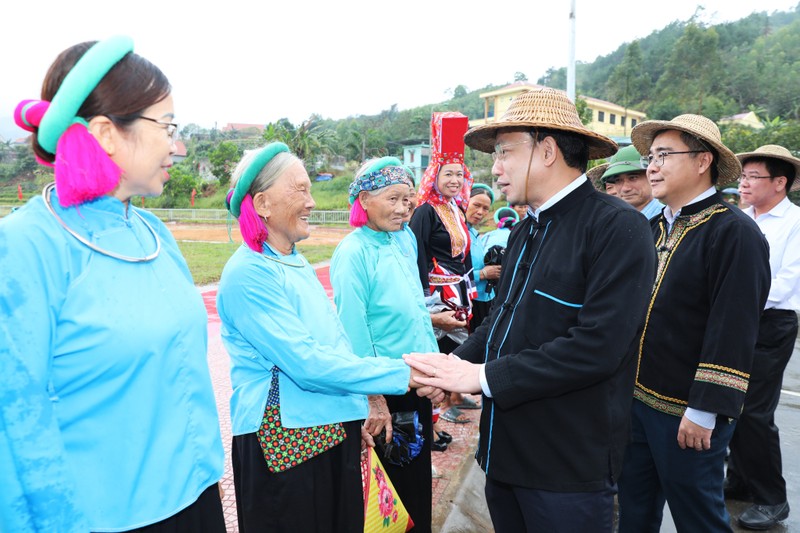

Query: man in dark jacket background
<box><xmin>405</xmin><ymin>87</ymin><xmax>656</xmax><ymax>533</ymax></box>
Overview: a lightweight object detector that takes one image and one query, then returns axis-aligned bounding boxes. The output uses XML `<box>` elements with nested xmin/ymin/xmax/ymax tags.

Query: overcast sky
<box><xmin>1</xmin><ymin>0</ymin><xmax>798</xmax><ymax>140</ymax></box>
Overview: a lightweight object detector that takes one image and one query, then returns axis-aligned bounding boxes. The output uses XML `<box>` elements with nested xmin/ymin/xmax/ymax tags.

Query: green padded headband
<box><xmin>229</xmin><ymin>142</ymin><xmax>290</xmax><ymax>217</ymax></box>
<box><xmin>38</xmin><ymin>35</ymin><xmax>134</xmax><ymax>154</ymax></box>
<box><xmin>471</xmin><ymin>183</ymin><xmax>495</xmax><ymax>202</ymax></box>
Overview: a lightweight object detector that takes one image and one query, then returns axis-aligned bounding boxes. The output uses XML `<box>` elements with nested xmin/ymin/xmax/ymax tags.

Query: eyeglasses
<box><xmin>738</xmin><ymin>174</ymin><xmax>772</xmax><ymax>184</ymax></box>
<box><xmin>137</xmin><ymin>116</ymin><xmax>179</xmax><ymax>140</ymax></box>
<box><xmin>492</xmin><ymin>139</ymin><xmax>533</xmax><ymax>162</ymax></box>
<box><xmin>641</xmin><ymin>151</ymin><xmax>705</xmax><ymax>168</ymax></box>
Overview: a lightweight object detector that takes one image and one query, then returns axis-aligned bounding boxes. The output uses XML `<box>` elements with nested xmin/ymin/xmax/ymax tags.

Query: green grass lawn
<box><xmin>177</xmin><ymin>241</ymin><xmax>337</xmax><ymax>286</ymax></box>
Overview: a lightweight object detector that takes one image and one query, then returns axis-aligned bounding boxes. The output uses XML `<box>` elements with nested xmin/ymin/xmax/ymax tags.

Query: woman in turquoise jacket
<box><xmin>217</xmin><ymin>144</ymin><xmax>421</xmax><ymax>532</ymax></box>
<box><xmin>0</xmin><ymin>37</ymin><xmax>225</xmax><ymax>531</ymax></box>
<box><xmin>331</xmin><ymin>157</ymin><xmax>440</xmax><ymax>532</ymax></box>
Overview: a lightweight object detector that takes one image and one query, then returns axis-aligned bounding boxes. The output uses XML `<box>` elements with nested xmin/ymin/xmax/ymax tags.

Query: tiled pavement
<box><xmin>200</xmin><ymin>265</ymin><xmax>483</xmax><ymax>532</ymax></box>
<box><xmin>204</xmin><ymin>272</ymin><xmax>800</xmax><ymax>532</ymax></box>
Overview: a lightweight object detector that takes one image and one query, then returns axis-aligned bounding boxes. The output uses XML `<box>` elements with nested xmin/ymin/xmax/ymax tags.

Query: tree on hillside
<box><xmin>715</xmin><ymin>12</ymin><xmax>771</xmax><ymax>50</ymax></box>
<box><xmin>514</xmin><ymin>72</ymin><xmax>528</xmax><ymax>82</ymax></box>
<box><xmin>454</xmin><ymin>85</ymin><xmax>468</xmax><ymax>98</ymax></box>
<box><xmin>538</xmin><ymin>66</ymin><xmax>566</xmax><ymax>89</ymax></box>
<box><xmin>653</xmin><ymin>23</ymin><xmax>726</xmax><ymax>116</ymax></box>
<box><xmin>721</xmin><ymin>16</ymin><xmax>800</xmax><ymax>120</ymax></box>
<box><xmin>208</xmin><ymin>141</ymin><xmax>242</xmax><ymax>188</ymax></box>
<box><xmin>605</xmin><ymin>41</ymin><xmax>650</xmax><ymax>131</ymax></box>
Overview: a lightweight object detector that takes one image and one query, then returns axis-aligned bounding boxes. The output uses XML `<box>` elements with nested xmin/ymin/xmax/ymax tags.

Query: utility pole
<box><xmin>567</xmin><ymin>0</ymin><xmax>576</xmax><ymax>102</ymax></box>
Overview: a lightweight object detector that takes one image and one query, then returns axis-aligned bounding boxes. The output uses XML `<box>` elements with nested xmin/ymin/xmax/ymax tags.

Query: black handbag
<box><xmin>374</xmin><ymin>411</ymin><xmax>424</xmax><ymax>467</ymax></box>
<box><xmin>483</xmin><ymin>245</ymin><xmax>506</xmax><ymax>291</ymax></box>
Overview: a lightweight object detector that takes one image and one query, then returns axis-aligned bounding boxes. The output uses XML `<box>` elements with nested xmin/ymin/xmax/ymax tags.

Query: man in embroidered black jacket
<box><xmin>615</xmin><ymin>114</ymin><xmax>771</xmax><ymax>532</ymax></box>
<box><xmin>404</xmin><ymin>88</ymin><xmax>657</xmax><ymax>533</ymax></box>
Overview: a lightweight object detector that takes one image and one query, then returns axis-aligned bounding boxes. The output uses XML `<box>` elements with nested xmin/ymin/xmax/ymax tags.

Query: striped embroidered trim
<box><xmin>634</xmin><ymin>388</ymin><xmax>687</xmax><ymax>417</ymax></box>
<box><xmin>699</xmin><ymin>362</ymin><xmax>750</xmax><ymax>379</ymax></box>
<box><xmin>695</xmin><ymin>367</ymin><xmax>749</xmax><ymax>393</ymax></box>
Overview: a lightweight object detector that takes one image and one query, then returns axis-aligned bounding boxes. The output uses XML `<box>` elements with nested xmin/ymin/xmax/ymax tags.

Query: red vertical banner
<box><xmin>17</xmin><ymin>184</ymin><xmax>23</xmax><ymax>200</ymax></box>
<box><xmin>191</xmin><ymin>188</ymin><xmax>196</xmax><ymax>207</ymax></box>
<box><xmin>140</xmin><ymin>197</ymin><xmax>145</xmax><ymax>208</ymax></box>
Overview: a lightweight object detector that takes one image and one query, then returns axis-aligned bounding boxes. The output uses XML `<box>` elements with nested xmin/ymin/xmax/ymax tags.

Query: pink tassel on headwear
<box><xmin>14</xmin><ymin>100</ymin><xmax>49</xmax><ymax>132</ymax></box>
<box><xmin>54</xmin><ymin>121</ymin><xmax>122</xmax><ymax>207</ymax></box>
<box><xmin>239</xmin><ymin>194</ymin><xmax>268</xmax><ymax>252</ymax></box>
<box><xmin>349</xmin><ymin>198</ymin><xmax>368</xmax><ymax>228</ymax></box>
<box><xmin>14</xmin><ymin>100</ymin><xmax>55</xmax><ymax>167</ymax></box>
<box><xmin>14</xmin><ymin>99</ymin><xmax>122</xmax><ymax>207</ymax></box>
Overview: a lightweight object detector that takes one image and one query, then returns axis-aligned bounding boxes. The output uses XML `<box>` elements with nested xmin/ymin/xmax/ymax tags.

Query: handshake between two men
<box><xmin>404</xmin><ymin>352</ymin><xmax>482</xmax><ymax>404</ymax></box>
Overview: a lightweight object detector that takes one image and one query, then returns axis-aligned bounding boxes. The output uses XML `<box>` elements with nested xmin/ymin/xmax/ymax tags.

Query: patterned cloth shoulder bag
<box><xmin>257</xmin><ymin>366</ymin><xmax>346</xmax><ymax>473</ymax></box>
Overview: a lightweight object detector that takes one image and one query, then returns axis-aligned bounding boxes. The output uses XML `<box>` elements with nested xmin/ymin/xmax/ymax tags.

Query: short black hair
<box><xmin>742</xmin><ymin>156</ymin><xmax>796</xmax><ymax>193</ymax></box>
<box><xmin>531</xmin><ymin>128</ymin><xmax>590</xmax><ymax>173</ymax></box>
<box><xmin>680</xmin><ymin>132</ymin><xmax>719</xmax><ymax>184</ymax></box>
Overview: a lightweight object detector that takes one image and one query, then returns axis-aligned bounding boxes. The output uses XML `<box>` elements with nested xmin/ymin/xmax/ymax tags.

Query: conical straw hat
<box><xmin>631</xmin><ymin>114</ymin><xmax>741</xmax><ymax>186</ymax></box>
<box><xmin>464</xmin><ymin>87</ymin><xmax>618</xmax><ymax>160</ymax></box>
<box><xmin>736</xmin><ymin>144</ymin><xmax>800</xmax><ymax>192</ymax></box>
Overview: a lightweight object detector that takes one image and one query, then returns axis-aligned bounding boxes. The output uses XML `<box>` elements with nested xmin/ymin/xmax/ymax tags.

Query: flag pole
<box><xmin>567</xmin><ymin>0</ymin><xmax>576</xmax><ymax>102</ymax></box>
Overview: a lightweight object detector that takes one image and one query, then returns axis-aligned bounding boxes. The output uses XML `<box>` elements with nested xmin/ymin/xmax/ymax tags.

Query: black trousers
<box><xmin>232</xmin><ymin>420</ymin><xmax>363</xmax><ymax>533</ymax></box>
<box><xmin>121</xmin><ymin>483</ymin><xmax>225</xmax><ymax>533</ymax></box>
<box><xmin>382</xmin><ymin>392</ymin><xmax>433</xmax><ymax>533</ymax></box>
<box><xmin>727</xmin><ymin>309</ymin><xmax>798</xmax><ymax>505</ymax></box>
<box><xmin>485</xmin><ymin>476</ymin><xmax>616</xmax><ymax>533</ymax></box>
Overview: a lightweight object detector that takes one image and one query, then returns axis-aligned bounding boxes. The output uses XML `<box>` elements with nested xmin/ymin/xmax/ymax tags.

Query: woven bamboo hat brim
<box><xmin>631</xmin><ymin>114</ymin><xmax>741</xmax><ymax>186</ymax></box>
<box><xmin>587</xmin><ymin>163</ymin><xmax>609</xmax><ymax>190</ymax></box>
<box><xmin>464</xmin><ymin>88</ymin><xmax>618</xmax><ymax>160</ymax></box>
<box><xmin>736</xmin><ymin>144</ymin><xmax>800</xmax><ymax>192</ymax></box>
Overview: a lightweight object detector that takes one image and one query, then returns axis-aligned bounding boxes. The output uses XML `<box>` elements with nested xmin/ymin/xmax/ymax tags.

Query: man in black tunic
<box><xmin>405</xmin><ymin>87</ymin><xmax>656</xmax><ymax>532</ymax></box>
<box><xmin>617</xmin><ymin>115</ymin><xmax>771</xmax><ymax>532</ymax></box>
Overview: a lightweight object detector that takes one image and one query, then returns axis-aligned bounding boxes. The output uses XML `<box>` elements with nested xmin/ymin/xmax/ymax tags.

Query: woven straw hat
<box><xmin>586</xmin><ymin>145</ymin><xmax>645</xmax><ymax>189</ymax></box>
<box><xmin>588</xmin><ymin>162</ymin><xmax>610</xmax><ymax>190</ymax></box>
<box><xmin>631</xmin><ymin>114</ymin><xmax>741</xmax><ymax>185</ymax></box>
<box><xmin>464</xmin><ymin>88</ymin><xmax>618</xmax><ymax>160</ymax></box>
<box><xmin>736</xmin><ymin>144</ymin><xmax>800</xmax><ymax>192</ymax></box>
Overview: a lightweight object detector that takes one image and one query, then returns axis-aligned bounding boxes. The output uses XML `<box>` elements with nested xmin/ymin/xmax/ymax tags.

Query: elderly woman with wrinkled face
<box><xmin>331</xmin><ymin>157</ymin><xmax>441</xmax><ymax>532</ymax></box>
<box><xmin>217</xmin><ymin>144</ymin><xmax>422</xmax><ymax>532</ymax></box>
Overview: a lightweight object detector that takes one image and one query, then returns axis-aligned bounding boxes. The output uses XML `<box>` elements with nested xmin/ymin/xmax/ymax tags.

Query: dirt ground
<box><xmin>165</xmin><ymin>222</ymin><xmax>352</xmax><ymax>245</ymax></box>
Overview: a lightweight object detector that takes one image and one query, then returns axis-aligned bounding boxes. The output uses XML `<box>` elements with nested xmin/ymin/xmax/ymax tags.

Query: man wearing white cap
<box><xmin>724</xmin><ymin>144</ymin><xmax>800</xmax><ymax>530</ymax></box>
<box><xmin>617</xmin><ymin>115</ymin><xmax>771</xmax><ymax>532</ymax></box>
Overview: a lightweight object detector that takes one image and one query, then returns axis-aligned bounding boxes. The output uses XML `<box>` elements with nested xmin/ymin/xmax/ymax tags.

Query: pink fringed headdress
<box><xmin>14</xmin><ymin>36</ymin><xmax>134</xmax><ymax>207</ymax></box>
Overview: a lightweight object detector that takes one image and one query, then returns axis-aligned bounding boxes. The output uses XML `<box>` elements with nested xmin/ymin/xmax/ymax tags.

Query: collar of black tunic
<box><xmin>530</xmin><ymin>180</ymin><xmax>596</xmax><ymax>226</ymax></box>
<box><xmin>672</xmin><ymin>191</ymin><xmax>725</xmax><ymax>218</ymax></box>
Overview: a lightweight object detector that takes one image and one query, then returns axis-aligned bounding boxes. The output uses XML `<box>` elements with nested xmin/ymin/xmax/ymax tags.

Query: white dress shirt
<box><xmin>745</xmin><ymin>196</ymin><xmax>800</xmax><ymax>311</ymax></box>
